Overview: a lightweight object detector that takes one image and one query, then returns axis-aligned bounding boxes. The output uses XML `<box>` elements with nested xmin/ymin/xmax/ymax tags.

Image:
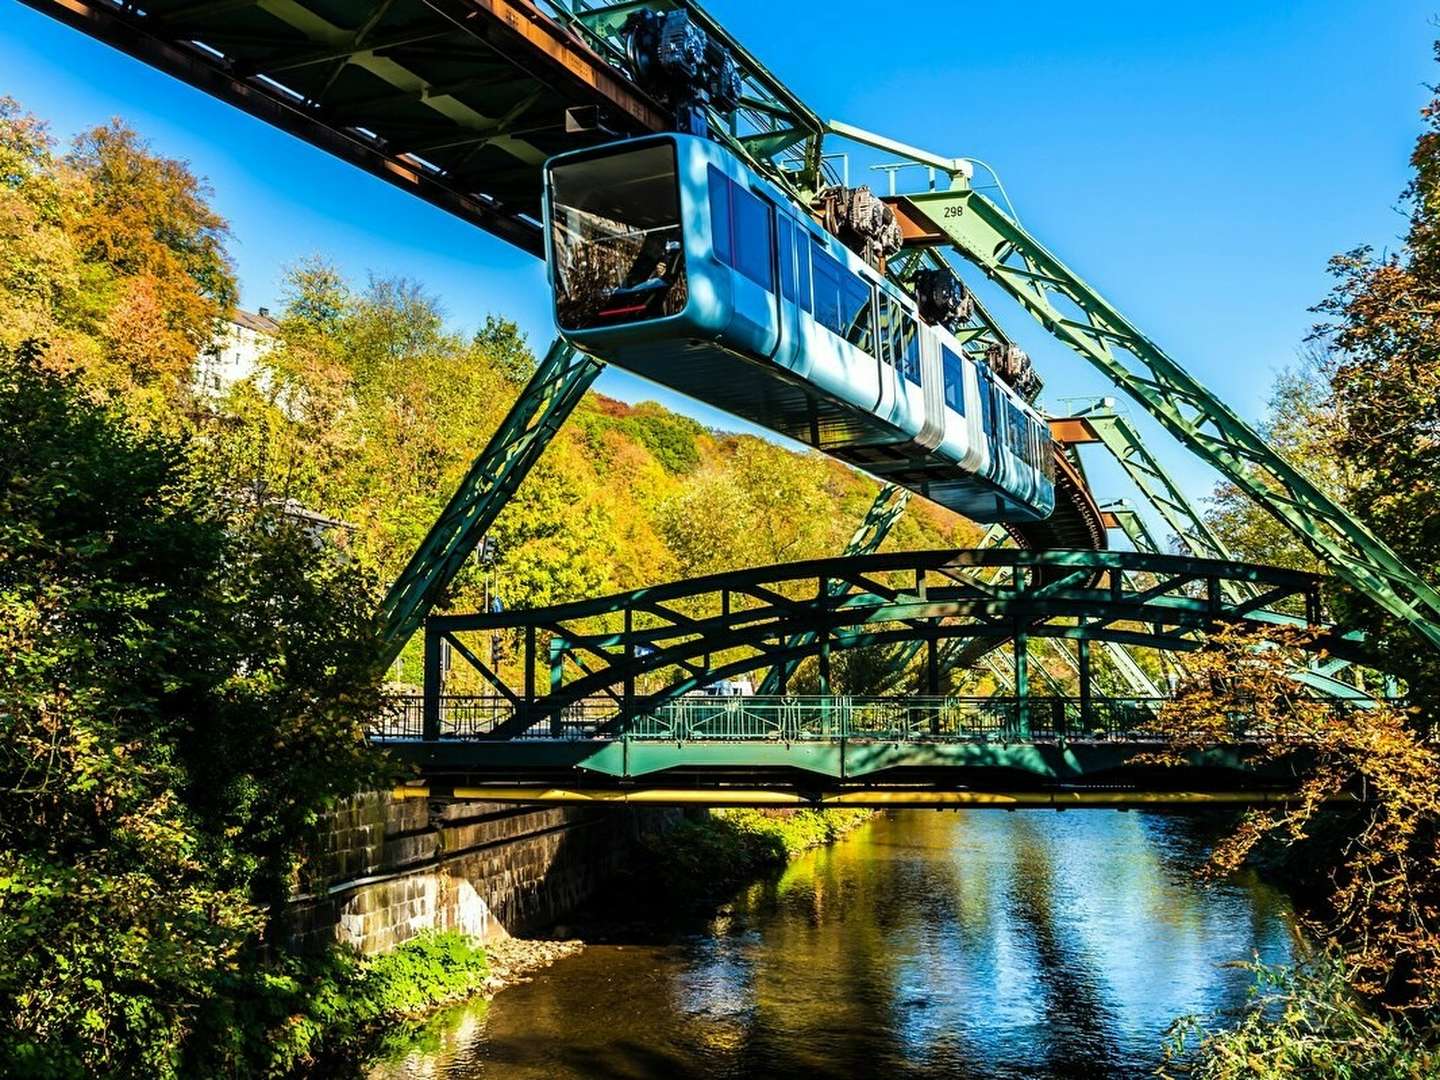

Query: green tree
<box><xmin>0</xmin><ymin>346</ymin><xmax>392</xmax><ymax>1076</ymax></box>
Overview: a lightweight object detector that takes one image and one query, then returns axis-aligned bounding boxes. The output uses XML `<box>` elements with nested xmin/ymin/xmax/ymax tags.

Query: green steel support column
<box><xmin>1015</xmin><ymin>631</ymin><xmax>1030</xmax><ymax>738</ymax></box>
<box><xmin>759</xmin><ymin>483</ymin><xmax>910</xmax><ymax>694</ymax></box>
<box><xmin>1078</xmin><ymin>636</ymin><xmax>1093</xmax><ymax>732</ymax></box>
<box><xmin>422</xmin><ymin>623</ymin><xmax>442</xmax><ymax>741</ymax></box>
<box><xmin>379</xmin><ymin>339</ymin><xmax>602</xmax><ymax>667</ymax></box>
<box><xmin>900</xmin><ymin>184</ymin><xmax>1440</xmax><ymax>650</ymax></box>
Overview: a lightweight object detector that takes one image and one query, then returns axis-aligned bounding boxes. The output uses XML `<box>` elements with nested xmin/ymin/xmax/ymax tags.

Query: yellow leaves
<box><xmin>1152</xmin><ymin>626</ymin><xmax>1440</xmax><ymax>1009</ymax></box>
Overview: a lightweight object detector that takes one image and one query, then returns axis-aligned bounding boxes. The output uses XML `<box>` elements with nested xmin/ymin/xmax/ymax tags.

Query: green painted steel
<box><xmin>1070</xmin><ymin>402</ymin><xmax>1251</xmax><ymax>603</ymax></box>
<box><xmin>1104</xmin><ymin>501</ymin><xmax>1165</xmax><ymax>556</ymax></box>
<box><xmin>379</xmin><ymin>339</ymin><xmax>602</xmax><ymax>664</ymax></box>
<box><xmin>556</xmin><ymin>0</ymin><xmax>825</xmax><ymax>195</ymax></box>
<box><xmin>429</xmin><ymin>548</ymin><xmax>1361</xmax><ymax>737</ymax></box>
<box><xmin>375</xmin><ymin>690</ymin><xmax>1348</xmax><ymax>796</ymax></box>
<box><xmin>893</xmin><ymin>183</ymin><xmax>1440</xmax><ymax>651</ymax></box>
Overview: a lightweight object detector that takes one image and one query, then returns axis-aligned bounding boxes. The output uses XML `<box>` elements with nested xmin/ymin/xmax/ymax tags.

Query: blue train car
<box><xmin>542</xmin><ymin>133</ymin><xmax>1055</xmax><ymax>522</ymax></box>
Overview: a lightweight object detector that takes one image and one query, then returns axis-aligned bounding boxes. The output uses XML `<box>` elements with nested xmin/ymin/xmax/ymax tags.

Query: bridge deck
<box><xmin>374</xmin><ymin>692</ymin><xmax>1347</xmax><ymax>803</ymax></box>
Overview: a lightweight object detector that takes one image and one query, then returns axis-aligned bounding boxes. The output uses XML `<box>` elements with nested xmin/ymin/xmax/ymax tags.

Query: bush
<box><xmin>644</xmin><ymin>809</ymin><xmax>871</xmax><ymax>898</ymax></box>
<box><xmin>268</xmin><ymin>931</ymin><xmax>489</xmax><ymax>1074</ymax></box>
<box><xmin>1160</xmin><ymin>956</ymin><xmax>1439</xmax><ymax>1079</ymax></box>
<box><xmin>0</xmin><ymin>347</ymin><xmax>396</xmax><ymax>1077</ymax></box>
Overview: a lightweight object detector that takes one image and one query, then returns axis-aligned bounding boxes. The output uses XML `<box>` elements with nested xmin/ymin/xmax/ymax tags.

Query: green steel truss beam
<box><xmin>890</xmin><ymin>186</ymin><xmax>1440</xmax><ymax>651</ymax></box>
<box><xmin>428</xmin><ymin>548</ymin><xmax>1361</xmax><ymax>737</ymax></box>
<box><xmin>379</xmin><ymin>339</ymin><xmax>602</xmax><ymax>665</ymax></box>
<box><xmin>1061</xmin><ymin>402</ymin><xmax>1251</xmax><ymax>603</ymax></box>
<box><xmin>758</xmin><ymin>482</ymin><xmax>911</xmax><ymax>694</ymax></box>
<box><xmin>1104</xmin><ymin>501</ymin><xmax>1164</xmax><ymax>556</ymax></box>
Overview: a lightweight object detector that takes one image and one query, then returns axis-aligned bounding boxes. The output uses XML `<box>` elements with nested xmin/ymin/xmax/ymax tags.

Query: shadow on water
<box><xmin>371</xmin><ymin>810</ymin><xmax>1295</xmax><ymax>1080</ymax></box>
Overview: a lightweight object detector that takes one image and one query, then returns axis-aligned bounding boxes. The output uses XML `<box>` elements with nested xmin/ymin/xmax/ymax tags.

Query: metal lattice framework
<box><xmin>30</xmin><ymin>0</ymin><xmax>1440</xmax><ymax>676</ymax></box>
<box><xmin>425</xmin><ymin>548</ymin><xmax>1361</xmax><ymax>739</ymax></box>
<box><xmin>886</xmin><ymin>184</ymin><xmax>1440</xmax><ymax>650</ymax></box>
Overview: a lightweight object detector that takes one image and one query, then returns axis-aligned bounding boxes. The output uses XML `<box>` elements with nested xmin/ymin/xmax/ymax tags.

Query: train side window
<box><xmin>1038</xmin><ymin>424</ymin><xmax>1055</xmax><ymax>480</ymax></box>
<box><xmin>776</xmin><ymin>217</ymin><xmax>795</xmax><ymax>302</ymax></box>
<box><xmin>898</xmin><ymin>311</ymin><xmax>920</xmax><ymax>385</ymax></box>
<box><xmin>796</xmin><ymin>232</ymin><xmax>812</xmax><ymax>312</ymax></box>
<box><xmin>877</xmin><ymin>296</ymin><xmax>895</xmax><ymax>365</ymax></box>
<box><xmin>842</xmin><ymin>275</ymin><xmax>875</xmax><ymax>354</ymax></box>
<box><xmin>811</xmin><ymin>243</ymin><xmax>844</xmax><ymax>336</ymax></box>
<box><xmin>1007</xmin><ymin>403</ymin><xmax>1026</xmax><ymax>457</ymax></box>
<box><xmin>732</xmin><ymin>184</ymin><xmax>774</xmax><ymax>290</ymax></box>
<box><xmin>978</xmin><ymin>369</ymin><xmax>993</xmax><ymax>435</ymax></box>
<box><xmin>810</xmin><ymin>242</ymin><xmax>874</xmax><ymax>355</ymax></box>
<box><xmin>707</xmin><ymin>165</ymin><xmax>732</xmax><ymax>265</ymax></box>
<box><xmin>942</xmin><ymin>347</ymin><xmax>965</xmax><ymax>413</ymax></box>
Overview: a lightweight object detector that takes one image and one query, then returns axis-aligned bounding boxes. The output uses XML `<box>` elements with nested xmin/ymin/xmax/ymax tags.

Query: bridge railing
<box><xmin>369</xmin><ymin>693</ymin><xmax>1351</xmax><ymax>744</ymax></box>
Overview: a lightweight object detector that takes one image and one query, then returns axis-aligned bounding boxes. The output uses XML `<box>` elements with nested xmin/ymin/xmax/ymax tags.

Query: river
<box><xmin>373</xmin><ymin>809</ymin><xmax>1294</xmax><ymax>1079</ymax></box>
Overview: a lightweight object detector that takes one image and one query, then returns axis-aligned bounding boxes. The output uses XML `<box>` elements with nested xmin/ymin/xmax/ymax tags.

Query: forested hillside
<box><xmin>0</xmin><ymin>95</ymin><xmax>976</xmax><ymax>682</ymax></box>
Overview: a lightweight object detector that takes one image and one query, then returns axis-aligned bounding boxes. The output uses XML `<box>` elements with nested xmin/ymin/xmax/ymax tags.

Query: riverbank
<box><xmin>480</xmin><ymin>936</ymin><xmax>584</xmax><ymax>995</ymax></box>
<box><xmin>636</xmin><ymin>807</ymin><xmax>875</xmax><ymax>900</ymax></box>
<box><xmin>350</xmin><ymin>808</ymin><xmax>869</xmax><ymax>1073</ymax></box>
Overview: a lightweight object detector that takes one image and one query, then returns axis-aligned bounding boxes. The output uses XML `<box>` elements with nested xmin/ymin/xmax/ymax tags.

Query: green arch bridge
<box><xmin>375</xmin><ymin>549</ymin><xmax>1380</xmax><ymax>807</ymax></box>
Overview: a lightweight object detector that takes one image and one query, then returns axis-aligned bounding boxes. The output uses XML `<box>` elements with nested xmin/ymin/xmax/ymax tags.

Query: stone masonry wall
<box><xmin>284</xmin><ymin>793</ymin><xmax>673</xmax><ymax>955</ymax></box>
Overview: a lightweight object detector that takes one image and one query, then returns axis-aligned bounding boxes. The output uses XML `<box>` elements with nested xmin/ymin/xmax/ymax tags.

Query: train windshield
<box><xmin>548</xmin><ymin>142</ymin><xmax>687</xmax><ymax>330</ymax></box>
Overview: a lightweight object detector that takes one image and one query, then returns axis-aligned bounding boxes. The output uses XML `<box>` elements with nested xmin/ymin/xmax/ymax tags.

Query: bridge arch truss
<box><xmin>424</xmin><ymin>548</ymin><xmax>1361</xmax><ymax>740</ymax></box>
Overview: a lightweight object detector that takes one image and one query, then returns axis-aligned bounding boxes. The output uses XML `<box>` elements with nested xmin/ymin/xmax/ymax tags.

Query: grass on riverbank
<box><xmin>643</xmin><ymin>809</ymin><xmax>873</xmax><ymax>898</ymax></box>
<box><xmin>238</xmin><ymin>931</ymin><xmax>489</xmax><ymax>1076</ymax></box>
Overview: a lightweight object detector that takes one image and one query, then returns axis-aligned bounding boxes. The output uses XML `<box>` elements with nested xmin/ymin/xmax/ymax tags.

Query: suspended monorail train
<box><xmin>542</xmin><ymin>133</ymin><xmax>1055</xmax><ymax>522</ymax></box>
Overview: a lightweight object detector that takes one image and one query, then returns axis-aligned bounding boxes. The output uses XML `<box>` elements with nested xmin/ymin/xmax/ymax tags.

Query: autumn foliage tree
<box><xmin>0</xmin><ymin>98</ymin><xmax>235</xmax><ymax>419</ymax></box>
<box><xmin>1154</xmin><ymin>626</ymin><xmax>1440</xmax><ymax>1010</ymax></box>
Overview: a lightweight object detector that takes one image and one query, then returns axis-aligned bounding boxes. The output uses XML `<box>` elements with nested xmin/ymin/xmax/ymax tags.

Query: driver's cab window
<box><xmin>548</xmin><ymin>142</ymin><xmax>686</xmax><ymax>329</ymax></box>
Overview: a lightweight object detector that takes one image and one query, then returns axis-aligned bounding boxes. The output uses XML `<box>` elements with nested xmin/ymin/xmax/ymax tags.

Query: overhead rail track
<box><xmin>881</xmin><ymin>174</ymin><xmax>1440</xmax><ymax>651</ymax></box>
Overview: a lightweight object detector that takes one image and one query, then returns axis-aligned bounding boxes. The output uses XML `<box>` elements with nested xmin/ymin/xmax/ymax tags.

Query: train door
<box><xmin>774</xmin><ymin>214</ymin><xmax>806</xmax><ymax>374</ymax></box>
<box><xmin>873</xmin><ymin>293</ymin><xmax>904</xmax><ymax>426</ymax></box>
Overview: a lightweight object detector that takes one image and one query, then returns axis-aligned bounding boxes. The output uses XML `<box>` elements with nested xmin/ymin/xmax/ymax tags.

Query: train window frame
<box><xmin>706</xmin><ymin>167</ymin><xmax>775</xmax><ymax>292</ymax></box>
<box><xmin>776</xmin><ymin>216</ymin><xmax>795</xmax><ymax>303</ymax></box>
<box><xmin>978</xmin><ymin>368</ymin><xmax>993</xmax><ymax>436</ymax></box>
<box><xmin>795</xmin><ymin>228</ymin><xmax>812</xmax><ymax>312</ymax></box>
<box><xmin>941</xmin><ymin>346</ymin><xmax>965</xmax><ymax>414</ymax></box>
<box><xmin>898</xmin><ymin>309</ymin><xmax>920</xmax><ymax>386</ymax></box>
<box><xmin>707</xmin><ymin>164</ymin><xmax>732</xmax><ymax>266</ymax></box>
<box><xmin>732</xmin><ymin>183</ymin><xmax>774</xmax><ymax>290</ymax></box>
<box><xmin>842</xmin><ymin>274</ymin><xmax>875</xmax><ymax>355</ymax></box>
<box><xmin>549</xmin><ymin>140</ymin><xmax>687</xmax><ymax>331</ymax></box>
<box><xmin>811</xmin><ymin>241</ymin><xmax>845</xmax><ymax>338</ymax></box>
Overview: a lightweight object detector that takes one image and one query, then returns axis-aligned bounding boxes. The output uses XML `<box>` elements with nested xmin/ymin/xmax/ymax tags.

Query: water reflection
<box><xmin>372</xmin><ymin>810</ymin><xmax>1292</xmax><ymax>1080</ymax></box>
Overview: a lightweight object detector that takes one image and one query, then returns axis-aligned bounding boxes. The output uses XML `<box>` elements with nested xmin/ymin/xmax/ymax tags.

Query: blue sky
<box><xmin>2</xmin><ymin>0</ymin><xmax>1434</xmax><ymax>539</ymax></box>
